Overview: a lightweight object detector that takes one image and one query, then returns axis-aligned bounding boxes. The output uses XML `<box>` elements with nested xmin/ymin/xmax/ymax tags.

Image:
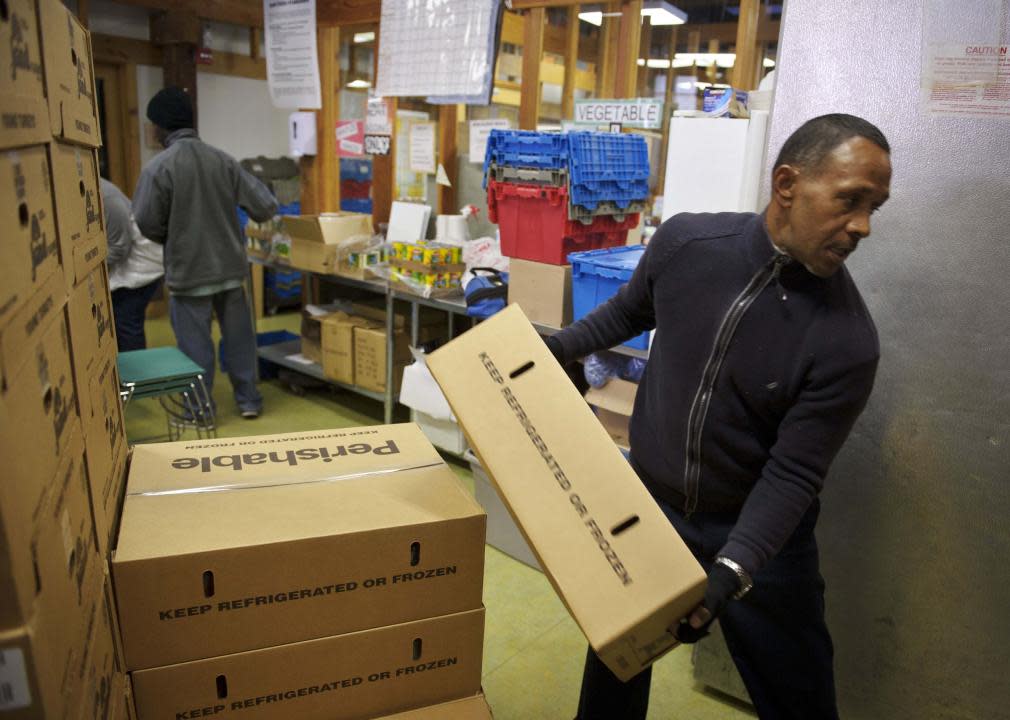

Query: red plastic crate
<box><xmin>340</xmin><ymin>178</ymin><xmax>371</xmax><ymax>199</ymax></box>
<box><xmin>487</xmin><ymin>180</ymin><xmax>637</xmax><ymax>264</ymax></box>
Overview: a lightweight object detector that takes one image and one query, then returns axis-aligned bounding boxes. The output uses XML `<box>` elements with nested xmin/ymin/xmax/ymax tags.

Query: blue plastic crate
<box><xmin>567</xmin><ymin>132</ymin><xmax>650</xmax><ymax>212</ymax></box>
<box><xmin>482</xmin><ymin>129</ymin><xmax>569</xmax><ymax>187</ymax></box>
<box><xmin>340</xmin><ymin>198</ymin><xmax>373</xmax><ymax>214</ymax></box>
<box><xmin>569</xmin><ymin>245</ymin><xmax>650</xmax><ymax>350</ymax></box>
<box><xmin>220</xmin><ymin>330</ymin><xmax>299</xmax><ymax>379</ymax></box>
<box><xmin>238</xmin><ymin>201</ymin><xmax>301</xmax><ymax>231</ymax></box>
<box><xmin>340</xmin><ymin>158</ymin><xmax>372</xmax><ymax>181</ymax></box>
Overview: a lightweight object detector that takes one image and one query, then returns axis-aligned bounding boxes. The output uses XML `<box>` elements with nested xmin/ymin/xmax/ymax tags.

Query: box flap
<box><xmin>115</xmin><ymin>424</ymin><xmax>484</xmax><ymax>563</ymax></box>
<box><xmin>584</xmin><ymin>378</ymin><xmax>637</xmax><ymax>416</ymax></box>
<box><xmin>283</xmin><ymin>214</ymin><xmax>372</xmax><ymax>246</ymax></box>
<box><xmin>426</xmin><ymin>305</ymin><xmax>706</xmax><ymax>668</ymax></box>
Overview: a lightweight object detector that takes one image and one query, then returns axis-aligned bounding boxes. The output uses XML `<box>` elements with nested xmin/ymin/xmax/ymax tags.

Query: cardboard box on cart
<box><xmin>130</xmin><ymin>607</ymin><xmax>485</xmax><ymax>720</ymax></box>
<box><xmin>112</xmin><ymin>424</ymin><xmax>486</xmax><ymax>670</ymax></box>
<box><xmin>426</xmin><ymin>305</ymin><xmax>706</xmax><ymax>681</ymax></box>
<box><xmin>282</xmin><ymin>213</ymin><xmax>373</xmax><ymax>274</ymax></box>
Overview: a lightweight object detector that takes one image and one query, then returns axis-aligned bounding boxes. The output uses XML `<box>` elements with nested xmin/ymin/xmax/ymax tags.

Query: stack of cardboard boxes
<box><xmin>112</xmin><ymin>425</ymin><xmax>492</xmax><ymax>719</ymax></box>
<box><xmin>1</xmin><ymin>1</ymin><xmax>130</xmax><ymax>716</ymax></box>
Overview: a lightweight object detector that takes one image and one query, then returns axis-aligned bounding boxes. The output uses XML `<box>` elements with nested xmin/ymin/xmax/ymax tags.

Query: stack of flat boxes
<box><xmin>112</xmin><ymin>425</ymin><xmax>491</xmax><ymax>720</ymax></box>
<box><xmin>0</xmin><ymin>1</ymin><xmax>130</xmax><ymax>717</ymax></box>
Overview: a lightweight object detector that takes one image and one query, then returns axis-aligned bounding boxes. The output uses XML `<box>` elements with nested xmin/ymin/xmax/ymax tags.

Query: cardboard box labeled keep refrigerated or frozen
<box><xmin>0</xmin><ymin>0</ymin><xmax>51</xmax><ymax>151</ymax></box>
<box><xmin>37</xmin><ymin>0</ymin><xmax>102</xmax><ymax>148</ymax></box>
<box><xmin>130</xmin><ymin>607</ymin><xmax>485</xmax><ymax>720</ymax></box>
<box><xmin>113</xmin><ymin>424</ymin><xmax>486</xmax><ymax>670</ymax></box>
<box><xmin>426</xmin><ymin>305</ymin><xmax>706</xmax><ymax>681</ymax></box>
<box><xmin>66</xmin><ymin>263</ymin><xmax>116</xmax><ymax>378</ymax></box>
<box><xmin>50</xmin><ymin>140</ymin><xmax>105</xmax><ymax>289</ymax></box>
<box><xmin>507</xmin><ymin>259</ymin><xmax>572</xmax><ymax>328</ymax></box>
<box><xmin>0</xmin><ymin>145</ymin><xmax>60</xmax><ymax>326</ymax></box>
<box><xmin>374</xmin><ymin>692</ymin><xmax>494</xmax><ymax>719</ymax></box>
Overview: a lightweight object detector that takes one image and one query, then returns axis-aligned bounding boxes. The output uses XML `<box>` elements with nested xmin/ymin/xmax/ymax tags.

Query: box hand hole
<box><xmin>509</xmin><ymin>361</ymin><xmax>535</xmax><ymax>380</ymax></box>
<box><xmin>216</xmin><ymin>675</ymin><xmax>228</xmax><ymax>699</ymax></box>
<box><xmin>0</xmin><ymin>2</ymin><xmax>9</xmax><ymax>22</ymax></box>
<box><xmin>610</xmin><ymin>515</ymin><xmax>640</xmax><ymax>537</ymax></box>
<box><xmin>79</xmin><ymin>180</ymin><xmax>85</xmax><ymax>197</ymax></box>
<box><xmin>18</xmin><ymin>203</ymin><xmax>28</xmax><ymax>226</ymax></box>
<box><xmin>202</xmin><ymin>570</ymin><xmax>215</xmax><ymax>597</ymax></box>
<box><xmin>412</xmin><ymin>638</ymin><xmax>422</xmax><ymax>661</ymax></box>
<box><xmin>410</xmin><ymin>541</ymin><xmax>421</xmax><ymax>567</ymax></box>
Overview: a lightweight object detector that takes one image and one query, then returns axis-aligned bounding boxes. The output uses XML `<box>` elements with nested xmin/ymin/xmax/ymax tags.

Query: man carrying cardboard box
<box><xmin>133</xmin><ymin>87</ymin><xmax>277</xmax><ymax>419</ymax></box>
<box><xmin>547</xmin><ymin>114</ymin><xmax>892</xmax><ymax>719</ymax></box>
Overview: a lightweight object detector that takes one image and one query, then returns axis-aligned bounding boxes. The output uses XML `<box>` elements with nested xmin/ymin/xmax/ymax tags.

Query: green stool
<box><xmin>118</xmin><ymin>347</ymin><xmax>217</xmax><ymax>440</ymax></box>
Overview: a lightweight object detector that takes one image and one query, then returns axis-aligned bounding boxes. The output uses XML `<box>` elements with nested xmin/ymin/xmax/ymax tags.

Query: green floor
<box><xmin>125</xmin><ymin>311</ymin><xmax>755</xmax><ymax>719</ymax></box>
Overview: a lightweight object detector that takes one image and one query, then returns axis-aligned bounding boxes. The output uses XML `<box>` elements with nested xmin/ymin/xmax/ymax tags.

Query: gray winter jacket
<box><xmin>132</xmin><ymin>129</ymin><xmax>277</xmax><ymax>292</ymax></box>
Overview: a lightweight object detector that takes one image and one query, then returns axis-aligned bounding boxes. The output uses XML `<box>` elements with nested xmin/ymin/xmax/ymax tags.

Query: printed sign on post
<box><xmin>365</xmin><ymin>135</ymin><xmax>391</xmax><ymax>156</ymax></box>
<box><xmin>409</xmin><ymin>122</ymin><xmax>436</xmax><ymax>174</ymax></box>
<box><xmin>366</xmin><ymin>96</ymin><xmax>394</xmax><ymax>136</ymax></box>
<box><xmin>335</xmin><ymin>120</ymin><xmax>364</xmax><ymax>158</ymax></box>
<box><xmin>468</xmin><ymin>118</ymin><xmax>510</xmax><ymax>164</ymax></box>
<box><xmin>574</xmin><ymin>99</ymin><xmax>664</xmax><ymax>129</ymax></box>
<box><xmin>264</xmin><ymin>0</ymin><xmax>321</xmax><ymax>109</ymax></box>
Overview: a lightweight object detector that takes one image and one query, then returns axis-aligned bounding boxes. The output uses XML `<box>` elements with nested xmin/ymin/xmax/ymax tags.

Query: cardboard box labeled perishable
<box><xmin>113</xmin><ymin>425</ymin><xmax>486</xmax><ymax>670</ymax></box>
<box><xmin>67</xmin><ymin>263</ymin><xmax>116</xmax><ymax>376</ymax></box>
<box><xmin>50</xmin><ymin>140</ymin><xmax>105</xmax><ymax>288</ymax></box>
<box><xmin>131</xmin><ymin>608</ymin><xmax>484</xmax><ymax>720</ymax></box>
<box><xmin>80</xmin><ymin>348</ymin><xmax>127</xmax><ymax>556</ymax></box>
<box><xmin>283</xmin><ymin>213</ymin><xmax>373</xmax><ymax>275</ymax></box>
<box><xmin>0</xmin><ymin>428</ymin><xmax>98</xmax><ymax>631</ymax></box>
<box><xmin>508</xmin><ymin>259</ymin><xmax>573</xmax><ymax>328</ymax></box>
<box><xmin>0</xmin><ymin>0</ymin><xmax>51</xmax><ymax>151</ymax></box>
<box><xmin>0</xmin><ymin>278</ymin><xmax>80</xmax><ymax>529</ymax></box>
<box><xmin>427</xmin><ymin>305</ymin><xmax>706</xmax><ymax>681</ymax></box>
<box><xmin>585</xmin><ymin>378</ymin><xmax>637</xmax><ymax>451</ymax></box>
<box><xmin>0</xmin><ymin>144</ymin><xmax>60</xmax><ymax>326</ymax></box>
<box><xmin>375</xmin><ymin>692</ymin><xmax>494</xmax><ymax>719</ymax></box>
<box><xmin>38</xmin><ymin>0</ymin><xmax>102</xmax><ymax>147</ymax></box>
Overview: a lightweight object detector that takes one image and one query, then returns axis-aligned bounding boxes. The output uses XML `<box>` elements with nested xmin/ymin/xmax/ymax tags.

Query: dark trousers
<box><xmin>576</xmin><ymin>499</ymin><xmax>838</xmax><ymax>720</ymax></box>
<box><xmin>111</xmin><ymin>279</ymin><xmax>162</xmax><ymax>352</ymax></box>
<box><xmin>169</xmin><ymin>287</ymin><xmax>262</xmax><ymax>413</ymax></box>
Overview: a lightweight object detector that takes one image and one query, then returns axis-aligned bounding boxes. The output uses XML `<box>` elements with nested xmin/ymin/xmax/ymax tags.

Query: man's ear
<box><xmin>771</xmin><ymin>164</ymin><xmax>800</xmax><ymax>208</ymax></box>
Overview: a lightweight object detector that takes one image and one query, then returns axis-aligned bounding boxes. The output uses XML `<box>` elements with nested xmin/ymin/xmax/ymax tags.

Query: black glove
<box><xmin>544</xmin><ymin>334</ymin><xmax>565</xmax><ymax>364</ymax></box>
<box><xmin>675</xmin><ymin>562</ymin><xmax>741</xmax><ymax>644</ymax></box>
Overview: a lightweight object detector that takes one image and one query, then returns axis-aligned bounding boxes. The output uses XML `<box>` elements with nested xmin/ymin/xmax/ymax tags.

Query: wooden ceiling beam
<box><xmin>316</xmin><ymin>0</ymin><xmax>381</xmax><ymax>26</ymax></box>
<box><xmin>108</xmin><ymin>0</ymin><xmax>263</xmax><ymax>28</ymax></box>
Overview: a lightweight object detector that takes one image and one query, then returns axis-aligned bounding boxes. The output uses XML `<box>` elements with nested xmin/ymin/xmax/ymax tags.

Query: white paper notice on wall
<box><xmin>264</xmin><ymin>0</ymin><xmax>321</xmax><ymax>109</ymax></box>
<box><xmin>921</xmin><ymin>43</ymin><xmax>1010</xmax><ymax>118</ymax></box>
<box><xmin>0</xmin><ymin>648</ymin><xmax>31</xmax><ymax>711</ymax></box>
<box><xmin>409</xmin><ymin>123</ymin><xmax>436</xmax><ymax>174</ymax></box>
<box><xmin>469</xmin><ymin>118</ymin><xmax>510</xmax><ymax>164</ymax></box>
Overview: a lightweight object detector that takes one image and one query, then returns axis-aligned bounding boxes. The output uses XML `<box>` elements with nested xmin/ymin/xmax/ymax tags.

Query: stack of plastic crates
<box><xmin>340</xmin><ymin>157</ymin><xmax>373</xmax><ymax>215</ymax></box>
<box><xmin>483</xmin><ymin>130</ymin><xmax>649</xmax><ymax>265</ymax></box>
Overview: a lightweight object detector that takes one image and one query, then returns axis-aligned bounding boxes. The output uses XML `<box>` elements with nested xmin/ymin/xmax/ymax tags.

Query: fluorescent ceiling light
<box><xmin>673</xmin><ymin>52</ymin><xmax>737</xmax><ymax>68</ymax></box>
<box><xmin>763</xmin><ymin>58</ymin><xmax>776</xmax><ymax>68</ymax></box>
<box><xmin>353</xmin><ymin>31</ymin><xmax>375</xmax><ymax>44</ymax></box>
<box><xmin>346</xmin><ymin>79</ymin><xmax>371</xmax><ymax>89</ymax></box>
<box><xmin>641</xmin><ymin>1</ymin><xmax>688</xmax><ymax>25</ymax></box>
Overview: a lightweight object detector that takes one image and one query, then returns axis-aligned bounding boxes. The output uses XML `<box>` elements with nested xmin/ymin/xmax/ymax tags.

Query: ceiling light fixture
<box><xmin>353</xmin><ymin>31</ymin><xmax>375</xmax><ymax>44</ymax></box>
<box><xmin>346</xmin><ymin>79</ymin><xmax>371</xmax><ymax>89</ymax></box>
<box><xmin>579</xmin><ymin>1</ymin><xmax>686</xmax><ymax>26</ymax></box>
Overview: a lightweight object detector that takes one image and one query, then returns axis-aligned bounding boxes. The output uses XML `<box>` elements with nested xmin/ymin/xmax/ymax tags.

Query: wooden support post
<box><xmin>123</xmin><ymin>63</ymin><xmax>142</xmax><ymax>191</ymax></box>
<box><xmin>637</xmin><ymin>15</ymin><xmax>652</xmax><ymax>98</ymax></box>
<box><xmin>561</xmin><ymin>6</ymin><xmax>580</xmax><ymax>120</ymax></box>
<box><xmin>317</xmin><ymin>25</ymin><xmax>340</xmax><ymax>212</ymax></box>
<box><xmin>371</xmin><ymin>28</ymin><xmax>396</xmax><ymax>231</ymax></box>
<box><xmin>732</xmin><ymin>0</ymin><xmax>761</xmax><ymax>90</ymax></box>
<box><xmin>77</xmin><ymin>0</ymin><xmax>90</xmax><ymax>27</ymax></box>
<box><xmin>519</xmin><ymin>8</ymin><xmax>545</xmax><ymax>130</ymax></box>
<box><xmin>250</xmin><ymin>28</ymin><xmax>260</xmax><ymax>61</ymax></box>
<box><xmin>152</xmin><ymin>10</ymin><xmax>200</xmax><ymax>124</ymax></box>
<box><xmin>593</xmin><ymin>4</ymin><xmax>618</xmax><ymax>97</ymax></box>
<box><xmin>706</xmin><ymin>38</ymin><xmax>719</xmax><ymax>83</ymax></box>
<box><xmin>656</xmin><ymin>27</ymin><xmax>677</xmax><ymax>197</ymax></box>
<box><xmin>614</xmin><ymin>0</ymin><xmax>642</xmax><ymax>99</ymax></box>
<box><xmin>437</xmin><ymin>104</ymin><xmax>457</xmax><ymax>214</ymax></box>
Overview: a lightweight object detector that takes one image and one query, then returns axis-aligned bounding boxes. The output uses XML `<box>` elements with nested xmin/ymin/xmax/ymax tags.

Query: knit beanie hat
<box><xmin>146</xmin><ymin>87</ymin><xmax>194</xmax><ymax>131</ymax></box>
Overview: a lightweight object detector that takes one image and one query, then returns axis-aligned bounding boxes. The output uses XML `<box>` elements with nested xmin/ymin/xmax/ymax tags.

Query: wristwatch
<box><xmin>715</xmin><ymin>556</ymin><xmax>753</xmax><ymax>600</ymax></box>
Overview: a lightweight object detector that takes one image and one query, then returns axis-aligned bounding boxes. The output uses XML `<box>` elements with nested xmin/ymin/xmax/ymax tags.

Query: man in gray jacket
<box><xmin>133</xmin><ymin>86</ymin><xmax>278</xmax><ymax>419</ymax></box>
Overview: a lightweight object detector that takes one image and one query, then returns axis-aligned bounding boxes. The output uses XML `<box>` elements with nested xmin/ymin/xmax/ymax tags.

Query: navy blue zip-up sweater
<box><xmin>551</xmin><ymin>212</ymin><xmax>879</xmax><ymax>577</ymax></box>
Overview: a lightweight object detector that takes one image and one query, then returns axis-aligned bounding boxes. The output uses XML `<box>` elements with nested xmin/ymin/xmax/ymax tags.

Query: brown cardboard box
<box><xmin>507</xmin><ymin>259</ymin><xmax>572</xmax><ymax>328</ymax></box>
<box><xmin>0</xmin><ymin>145</ymin><xmax>60</xmax><ymax>327</ymax></box>
<box><xmin>320</xmin><ymin>311</ymin><xmax>368</xmax><ymax>385</ymax></box>
<box><xmin>283</xmin><ymin>214</ymin><xmax>373</xmax><ymax>275</ymax></box>
<box><xmin>130</xmin><ymin>607</ymin><xmax>484</xmax><ymax>720</ymax></box>
<box><xmin>427</xmin><ymin>305</ymin><xmax>706</xmax><ymax>681</ymax></box>
<box><xmin>299</xmin><ymin>308</ymin><xmax>339</xmax><ymax>365</ymax></box>
<box><xmin>79</xmin><ymin>347</ymin><xmax>127</xmax><ymax>556</ymax></box>
<box><xmin>73</xmin><ymin>583</ymin><xmax>121</xmax><ymax>720</ymax></box>
<box><xmin>37</xmin><ymin>0</ymin><xmax>102</xmax><ymax>148</ymax></box>
<box><xmin>67</xmin><ymin>263</ymin><xmax>116</xmax><ymax>378</ymax></box>
<box><xmin>50</xmin><ymin>140</ymin><xmax>105</xmax><ymax>289</ymax></box>
<box><xmin>584</xmin><ymin>378</ymin><xmax>638</xmax><ymax>452</ymax></box>
<box><xmin>0</xmin><ymin>428</ymin><xmax>98</xmax><ymax>631</ymax></box>
<box><xmin>0</xmin><ymin>0</ymin><xmax>51</xmax><ymax>151</ymax></box>
<box><xmin>0</xmin><ymin>278</ymin><xmax>80</xmax><ymax>536</ymax></box>
<box><xmin>113</xmin><ymin>425</ymin><xmax>486</xmax><ymax>670</ymax></box>
<box><xmin>351</xmin><ymin>320</ymin><xmax>401</xmax><ymax>394</ymax></box>
<box><xmin>0</xmin><ymin>441</ymin><xmax>105</xmax><ymax>719</ymax></box>
<box><xmin>370</xmin><ymin>691</ymin><xmax>493</xmax><ymax>719</ymax></box>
